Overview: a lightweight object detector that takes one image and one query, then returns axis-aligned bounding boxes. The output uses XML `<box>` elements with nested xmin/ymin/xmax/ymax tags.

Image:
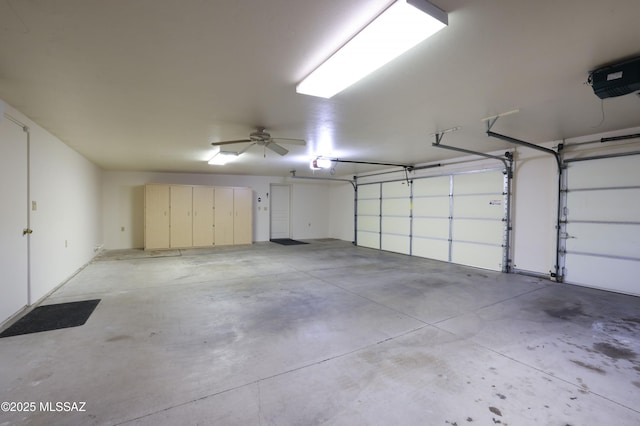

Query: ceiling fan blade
<box><xmin>237</xmin><ymin>142</ymin><xmax>257</xmax><ymax>155</ymax></box>
<box><xmin>267</xmin><ymin>142</ymin><xmax>289</xmax><ymax>156</ymax></box>
<box><xmin>211</xmin><ymin>139</ymin><xmax>252</xmax><ymax>146</ymax></box>
<box><xmin>272</xmin><ymin>138</ymin><xmax>306</xmax><ymax>146</ymax></box>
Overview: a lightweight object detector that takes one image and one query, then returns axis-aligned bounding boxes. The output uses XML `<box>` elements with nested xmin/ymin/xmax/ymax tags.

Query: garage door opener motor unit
<box><xmin>588</xmin><ymin>56</ymin><xmax>640</xmax><ymax>99</ymax></box>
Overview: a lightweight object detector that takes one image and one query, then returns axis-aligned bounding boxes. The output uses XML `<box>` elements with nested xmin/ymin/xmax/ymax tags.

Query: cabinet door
<box><xmin>145</xmin><ymin>185</ymin><xmax>170</xmax><ymax>249</ymax></box>
<box><xmin>214</xmin><ymin>187</ymin><xmax>234</xmax><ymax>245</ymax></box>
<box><xmin>170</xmin><ymin>185</ymin><xmax>193</xmax><ymax>248</ymax></box>
<box><xmin>234</xmin><ymin>188</ymin><xmax>253</xmax><ymax>244</ymax></box>
<box><xmin>192</xmin><ymin>186</ymin><xmax>214</xmax><ymax>247</ymax></box>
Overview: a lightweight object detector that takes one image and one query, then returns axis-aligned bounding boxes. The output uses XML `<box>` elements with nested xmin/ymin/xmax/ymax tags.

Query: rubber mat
<box><xmin>270</xmin><ymin>239</ymin><xmax>309</xmax><ymax>246</ymax></box>
<box><xmin>0</xmin><ymin>299</ymin><xmax>101</xmax><ymax>338</ymax></box>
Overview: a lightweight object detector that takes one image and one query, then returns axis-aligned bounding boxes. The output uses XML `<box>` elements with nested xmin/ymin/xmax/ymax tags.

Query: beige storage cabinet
<box><xmin>192</xmin><ymin>186</ymin><xmax>214</xmax><ymax>247</ymax></box>
<box><xmin>144</xmin><ymin>184</ymin><xmax>170</xmax><ymax>249</ymax></box>
<box><xmin>144</xmin><ymin>184</ymin><xmax>252</xmax><ymax>249</ymax></box>
<box><xmin>170</xmin><ymin>185</ymin><xmax>193</xmax><ymax>248</ymax></box>
<box><xmin>233</xmin><ymin>187</ymin><xmax>253</xmax><ymax>244</ymax></box>
<box><xmin>214</xmin><ymin>187</ymin><xmax>234</xmax><ymax>246</ymax></box>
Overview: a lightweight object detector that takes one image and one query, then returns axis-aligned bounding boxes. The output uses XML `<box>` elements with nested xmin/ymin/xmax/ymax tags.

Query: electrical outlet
<box><xmin>32</xmin><ymin>201</ymin><xmax>37</xmax><ymax>211</ymax></box>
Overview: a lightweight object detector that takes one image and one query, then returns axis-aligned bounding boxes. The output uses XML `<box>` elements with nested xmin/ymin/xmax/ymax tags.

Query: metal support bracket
<box><xmin>289</xmin><ymin>170</ymin><xmax>356</xmax><ymax>189</ymax></box>
<box><xmin>485</xmin><ymin>118</ymin><xmax>565</xmax><ymax>282</ymax></box>
<box><xmin>432</xmin><ymin>131</ymin><xmax>512</xmax><ymax>175</ymax></box>
<box><xmin>431</xmin><ymin>130</ymin><xmax>515</xmax><ymax>273</ymax></box>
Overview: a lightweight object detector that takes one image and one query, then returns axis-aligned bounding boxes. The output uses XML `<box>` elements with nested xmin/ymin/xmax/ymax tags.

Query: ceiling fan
<box><xmin>211</xmin><ymin>127</ymin><xmax>306</xmax><ymax>156</ymax></box>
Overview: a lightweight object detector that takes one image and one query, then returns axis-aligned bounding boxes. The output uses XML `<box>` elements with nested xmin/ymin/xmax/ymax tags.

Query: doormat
<box><xmin>270</xmin><ymin>239</ymin><xmax>309</xmax><ymax>246</ymax></box>
<box><xmin>0</xmin><ymin>299</ymin><xmax>101</xmax><ymax>338</ymax></box>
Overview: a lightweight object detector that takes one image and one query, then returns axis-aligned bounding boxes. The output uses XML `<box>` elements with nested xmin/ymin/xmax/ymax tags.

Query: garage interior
<box><xmin>1</xmin><ymin>0</ymin><xmax>639</xmax><ymax>425</ymax></box>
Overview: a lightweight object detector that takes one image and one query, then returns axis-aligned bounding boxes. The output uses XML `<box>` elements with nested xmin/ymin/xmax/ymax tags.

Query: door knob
<box><xmin>23</xmin><ymin>228</ymin><xmax>33</xmax><ymax>235</ymax></box>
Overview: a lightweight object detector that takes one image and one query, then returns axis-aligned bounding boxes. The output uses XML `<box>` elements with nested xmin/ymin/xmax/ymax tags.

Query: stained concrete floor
<box><xmin>1</xmin><ymin>240</ymin><xmax>639</xmax><ymax>425</ymax></box>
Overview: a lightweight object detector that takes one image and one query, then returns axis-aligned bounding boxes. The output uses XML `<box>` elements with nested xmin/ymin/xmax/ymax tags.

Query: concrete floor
<box><xmin>1</xmin><ymin>240</ymin><xmax>639</xmax><ymax>425</ymax></box>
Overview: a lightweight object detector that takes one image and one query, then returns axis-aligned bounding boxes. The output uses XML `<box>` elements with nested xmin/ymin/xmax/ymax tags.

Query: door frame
<box><xmin>0</xmin><ymin>109</ymin><xmax>31</xmax><ymax>324</ymax></box>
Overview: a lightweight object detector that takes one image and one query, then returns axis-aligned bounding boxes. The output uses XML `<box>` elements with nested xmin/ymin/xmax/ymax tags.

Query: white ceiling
<box><xmin>1</xmin><ymin>0</ymin><xmax>639</xmax><ymax>177</ymax></box>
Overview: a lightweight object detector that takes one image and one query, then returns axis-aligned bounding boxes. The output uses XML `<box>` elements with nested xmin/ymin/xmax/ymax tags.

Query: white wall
<box><xmin>2</xmin><ymin>100</ymin><xmax>103</xmax><ymax>306</ymax></box>
<box><xmin>329</xmin><ymin>182</ymin><xmax>355</xmax><ymax>242</ymax></box>
<box><xmin>511</xmin><ymin>150</ymin><xmax>558</xmax><ymax>274</ymax></box>
<box><xmin>102</xmin><ymin>171</ymin><xmax>337</xmax><ymax>249</ymax></box>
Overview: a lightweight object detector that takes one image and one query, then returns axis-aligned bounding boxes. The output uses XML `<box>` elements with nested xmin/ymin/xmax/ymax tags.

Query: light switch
<box><xmin>32</xmin><ymin>201</ymin><xmax>37</xmax><ymax>211</ymax></box>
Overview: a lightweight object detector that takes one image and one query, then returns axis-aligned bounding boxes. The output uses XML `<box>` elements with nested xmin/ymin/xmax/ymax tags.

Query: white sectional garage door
<box><xmin>451</xmin><ymin>171</ymin><xmax>506</xmax><ymax>271</ymax></box>
<box><xmin>356</xmin><ymin>169</ymin><xmax>507</xmax><ymax>271</ymax></box>
<box><xmin>412</xmin><ymin>176</ymin><xmax>450</xmax><ymax>262</ymax></box>
<box><xmin>563</xmin><ymin>155</ymin><xmax>640</xmax><ymax>296</ymax></box>
<box><xmin>381</xmin><ymin>181</ymin><xmax>411</xmax><ymax>255</ymax></box>
<box><xmin>356</xmin><ymin>183</ymin><xmax>380</xmax><ymax>249</ymax></box>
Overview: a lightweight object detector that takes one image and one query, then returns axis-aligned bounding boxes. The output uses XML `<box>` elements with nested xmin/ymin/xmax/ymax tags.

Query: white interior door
<box><xmin>0</xmin><ymin>114</ymin><xmax>29</xmax><ymax>323</ymax></box>
<box><xmin>270</xmin><ymin>184</ymin><xmax>291</xmax><ymax>239</ymax></box>
<box><xmin>563</xmin><ymin>156</ymin><xmax>640</xmax><ymax>296</ymax></box>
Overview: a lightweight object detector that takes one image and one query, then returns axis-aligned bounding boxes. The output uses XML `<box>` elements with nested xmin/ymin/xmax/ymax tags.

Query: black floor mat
<box><xmin>0</xmin><ymin>299</ymin><xmax>101</xmax><ymax>338</ymax></box>
<box><xmin>270</xmin><ymin>239</ymin><xmax>309</xmax><ymax>246</ymax></box>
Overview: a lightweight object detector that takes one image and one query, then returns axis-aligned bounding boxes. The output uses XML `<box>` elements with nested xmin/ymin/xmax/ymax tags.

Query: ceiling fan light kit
<box><xmin>296</xmin><ymin>0</ymin><xmax>448</xmax><ymax>98</ymax></box>
<box><xmin>208</xmin><ymin>146</ymin><xmax>239</xmax><ymax>165</ymax></box>
<box><xmin>210</xmin><ymin>127</ymin><xmax>305</xmax><ymax>159</ymax></box>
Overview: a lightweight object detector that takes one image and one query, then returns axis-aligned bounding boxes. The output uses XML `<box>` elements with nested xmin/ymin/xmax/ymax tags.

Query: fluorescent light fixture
<box><xmin>296</xmin><ymin>0</ymin><xmax>447</xmax><ymax>98</ymax></box>
<box><xmin>208</xmin><ymin>147</ymin><xmax>239</xmax><ymax>165</ymax></box>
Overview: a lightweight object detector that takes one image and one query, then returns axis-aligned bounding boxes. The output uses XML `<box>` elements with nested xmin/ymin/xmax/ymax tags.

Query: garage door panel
<box><xmin>566</xmin><ymin>223</ymin><xmax>640</xmax><ymax>258</ymax></box>
<box><xmin>454</xmin><ymin>171</ymin><xmax>503</xmax><ymax>194</ymax></box>
<box><xmin>565</xmin><ymin>254</ymin><xmax>639</xmax><ymax>296</ymax></box>
<box><xmin>413</xmin><ymin>197</ymin><xmax>449</xmax><ymax>217</ymax></box>
<box><xmin>382</xmin><ymin>199</ymin><xmax>410</xmax><ymax>216</ymax></box>
<box><xmin>381</xmin><ymin>234</ymin><xmax>410</xmax><ymax>255</ymax></box>
<box><xmin>452</xmin><ymin>219</ymin><xmax>504</xmax><ymax>245</ymax></box>
<box><xmin>452</xmin><ymin>242</ymin><xmax>502</xmax><ymax>271</ymax></box>
<box><xmin>413</xmin><ymin>218</ymin><xmax>449</xmax><ymax>239</ymax></box>
<box><xmin>413</xmin><ymin>238</ymin><xmax>449</xmax><ymax>262</ymax></box>
<box><xmin>566</xmin><ymin>189</ymin><xmax>640</xmax><ymax>222</ymax></box>
<box><xmin>357</xmin><ymin>216</ymin><xmax>380</xmax><ymax>233</ymax></box>
<box><xmin>381</xmin><ymin>217</ymin><xmax>410</xmax><ymax>234</ymax></box>
<box><xmin>563</xmin><ymin>155</ymin><xmax>640</xmax><ymax>296</ymax></box>
<box><xmin>382</xmin><ymin>181</ymin><xmax>410</xmax><ymax>197</ymax></box>
<box><xmin>357</xmin><ymin>231</ymin><xmax>379</xmax><ymax>249</ymax></box>
<box><xmin>357</xmin><ymin>199</ymin><xmax>380</xmax><ymax>215</ymax></box>
<box><xmin>358</xmin><ymin>184</ymin><xmax>380</xmax><ymax>198</ymax></box>
<box><xmin>413</xmin><ymin>176</ymin><xmax>450</xmax><ymax>196</ymax></box>
<box><xmin>453</xmin><ymin>195</ymin><xmax>504</xmax><ymax>219</ymax></box>
<box><xmin>567</xmin><ymin>156</ymin><xmax>640</xmax><ymax>188</ymax></box>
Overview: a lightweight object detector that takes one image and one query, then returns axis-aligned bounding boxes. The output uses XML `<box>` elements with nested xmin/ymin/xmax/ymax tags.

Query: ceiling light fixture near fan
<box><xmin>210</xmin><ymin>127</ymin><xmax>306</xmax><ymax>157</ymax></box>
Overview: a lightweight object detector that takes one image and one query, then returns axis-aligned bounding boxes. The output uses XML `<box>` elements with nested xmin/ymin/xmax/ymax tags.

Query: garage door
<box><xmin>412</xmin><ymin>175</ymin><xmax>450</xmax><ymax>262</ymax></box>
<box><xmin>356</xmin><ymin>183</ymin><xmax>380</xmax><ymax>249</ymax></box>
<box><xmin>356</xmin><ymin>169</ymin><xmax>508</xmax><ymax>271</ymax></box>
<box><xmin>562</xmin><ymin>154</ymin><xmax>640</xmax><ymax>296</ymax></box>
<box><xmin>451</xmin><ymin>171</ymin><xmax>506</xmax><ymax>271</ymax></box>
<box><xmin>380</xmin><ymin>181</ymin><xmax>411</xmax><ymax>255</ymax></box>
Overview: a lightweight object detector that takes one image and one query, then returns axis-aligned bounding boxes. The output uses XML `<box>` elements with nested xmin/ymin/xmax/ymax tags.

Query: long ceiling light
<box><xmin>296</xmin><ymin>0</ymin><xmax>448</xmax><ymax>98</ymax></box>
